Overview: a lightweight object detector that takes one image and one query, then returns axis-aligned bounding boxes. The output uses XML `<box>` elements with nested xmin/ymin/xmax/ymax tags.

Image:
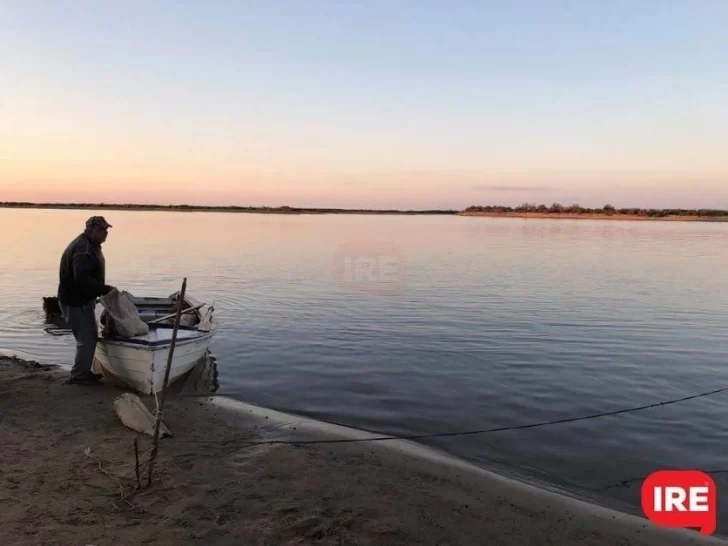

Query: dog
<box><xmin>42</xmin><ymin>296</ymin><xmax>69</xmax><ymax>329</ymax></box>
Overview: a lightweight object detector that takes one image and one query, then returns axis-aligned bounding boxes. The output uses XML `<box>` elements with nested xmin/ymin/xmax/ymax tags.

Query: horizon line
<box><xmin>2</xmin><ymin>201</ymin><xmax>728</xmax><ymax>215</ymax></box>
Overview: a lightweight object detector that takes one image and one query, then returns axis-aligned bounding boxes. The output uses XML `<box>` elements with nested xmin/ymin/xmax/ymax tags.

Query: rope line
<box><xmin>594</xmin><ymin>469</ymin><xmax>728</xmax><ymax>492</ymax></box>
<box><xmin>222</xmin><ymin>385</ymin><xmax>728</xmax><ymax>447</ymax></box>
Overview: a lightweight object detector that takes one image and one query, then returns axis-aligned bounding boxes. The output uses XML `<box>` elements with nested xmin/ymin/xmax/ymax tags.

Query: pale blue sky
<box><xmin>1</xmin><ymin>1</ymin><xmax>726</xmax><ymax>208</ymax></box>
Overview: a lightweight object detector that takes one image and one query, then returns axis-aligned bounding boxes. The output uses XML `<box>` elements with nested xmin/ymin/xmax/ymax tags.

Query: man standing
<box><xmin>58</xmin><ymin>216</ymin><xmax>115</xmax><ymax>385</ymax></box>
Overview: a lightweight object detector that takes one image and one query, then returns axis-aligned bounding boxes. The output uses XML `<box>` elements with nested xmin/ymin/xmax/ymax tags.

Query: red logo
<box><xmin>641</xmin><ymin>470</ymin><xmax>717</xmax><ymax>535</ymax></box>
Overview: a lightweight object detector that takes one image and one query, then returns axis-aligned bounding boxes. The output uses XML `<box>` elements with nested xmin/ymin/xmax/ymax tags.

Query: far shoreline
<box><xmin>459</xmin><ymin>211</ymin><xmax>728</xmax><ymax>222</ymax></box>
<box><xmin>0</xmin><ymin>202</ymin><xmax>456</xmax><ymax>215</ymax></box>
<box><xmin>2</xmin><ymin>202</ymin><xmax>727</xmax><ymax>222</ymax></box>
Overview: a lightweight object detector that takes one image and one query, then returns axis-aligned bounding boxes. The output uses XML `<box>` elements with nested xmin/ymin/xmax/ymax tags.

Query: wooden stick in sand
<box><xmin>134</xmin><ymin>438</ymin><xmax>141</xmax><ymax>490</ymax></box>
<box><xmin>147</xmin><ymin>277</ymin><xmax>187</xmax><ymax>486</ymax></box>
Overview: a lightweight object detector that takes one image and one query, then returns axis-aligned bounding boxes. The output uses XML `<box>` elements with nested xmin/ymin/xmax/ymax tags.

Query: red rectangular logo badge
<box><xmin>642</xmin><ymin>470</ymin><xmax>716</xmax><ymax>535</ymax></box>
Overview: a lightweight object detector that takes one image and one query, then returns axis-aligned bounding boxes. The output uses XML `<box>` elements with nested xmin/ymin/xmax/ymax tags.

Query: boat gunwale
<box><xmin>97</xmin><ymin>323</ymin><xmax>218</xmax><ymax>349</ymax></box>
<box><xmin>97</xmin><ymin>332</ymin><xmax>216</xmax><ymax>350</ymax></box>
<box><xmin>97</xmin><ymin>293</ymin><xmax>217</xmax><ymax>349</ymax></box>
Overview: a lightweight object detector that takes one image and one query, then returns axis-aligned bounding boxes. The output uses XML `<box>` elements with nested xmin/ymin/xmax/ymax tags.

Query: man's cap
<box><xmin>85</xmin><ymin>216</ymin><xmax>113</xmax><ymax>230</ymax></box>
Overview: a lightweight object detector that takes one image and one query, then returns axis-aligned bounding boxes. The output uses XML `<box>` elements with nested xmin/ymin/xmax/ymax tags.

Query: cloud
<box><xmin>472</xmin><ymin>185</ymin><xmax>552</xmax><ymax>192</ymax></box>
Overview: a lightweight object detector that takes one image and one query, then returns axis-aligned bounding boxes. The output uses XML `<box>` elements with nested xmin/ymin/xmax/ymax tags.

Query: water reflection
<box><xmin>172</xmin><ymin>351</ymin><xmax>220</xmax><ymax>396</ymax></box>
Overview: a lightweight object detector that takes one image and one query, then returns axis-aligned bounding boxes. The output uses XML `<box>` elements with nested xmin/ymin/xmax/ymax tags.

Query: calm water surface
<box><xmin>1</xmin><ymin>208</ymin><xmax>727</xmax><ymax>527</ymax></box>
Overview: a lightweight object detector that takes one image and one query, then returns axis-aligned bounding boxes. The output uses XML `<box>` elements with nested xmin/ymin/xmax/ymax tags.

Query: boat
<box><xmin>92</xmin><ymin>292</ymin><xmax>218</xmax><ymax>395</ymax></box>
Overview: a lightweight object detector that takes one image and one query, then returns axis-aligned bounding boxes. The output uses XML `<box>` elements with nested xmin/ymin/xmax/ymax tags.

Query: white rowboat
<box><xmin>93</xmin><ymin>293</ymin><xmax>218</xmax><ymax>395</ymax></box>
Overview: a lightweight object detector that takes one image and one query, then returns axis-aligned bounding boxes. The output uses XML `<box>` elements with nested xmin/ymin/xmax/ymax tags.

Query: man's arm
<box><xmin>72</xmin><ymin>252</ymin><xmax>113</xmax><ymax>298</ymax></box>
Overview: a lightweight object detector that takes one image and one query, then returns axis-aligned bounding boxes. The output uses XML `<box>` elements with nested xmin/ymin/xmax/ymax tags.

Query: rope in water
<box><xmin>216</xmin><ymin>384</ymin><xmax>728</xmax><ymax>447</ymax></box>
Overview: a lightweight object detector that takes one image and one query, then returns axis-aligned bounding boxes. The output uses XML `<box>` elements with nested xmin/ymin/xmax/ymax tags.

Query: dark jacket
<box><xmin>58</xmin><ymin>233</ymin><xmax>111</xmax><ymax>306</ymax></box>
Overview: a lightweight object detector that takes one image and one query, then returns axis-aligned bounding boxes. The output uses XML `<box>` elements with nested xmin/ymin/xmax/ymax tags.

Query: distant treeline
<box><xmin>2</xmin><ymin>201</ymin><xmax>726</xmax><ymax>217</ymax></box>
<box><xmin>464</xmin><ymin>203</ymin><xmax>728</xmax><ymax>217</ymax></box>
<box><xmin>0</xmin><ymin>202</ymin><xmax>455</xmax><ymax>215</ymax></box>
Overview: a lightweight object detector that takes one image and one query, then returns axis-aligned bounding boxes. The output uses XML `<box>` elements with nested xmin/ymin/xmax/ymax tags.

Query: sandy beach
<box><xmin>0</xmin><ymin>355</ymin><xmax>724</xmax><ymax>546</ymax></box>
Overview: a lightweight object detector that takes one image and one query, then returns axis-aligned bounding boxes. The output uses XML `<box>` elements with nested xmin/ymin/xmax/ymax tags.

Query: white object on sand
<box><xmin>114</xmin><ymin>393</ymin><xmax>172</xmax><ymax>438</ymax></box>
<box><xmin>94</xmin><ymin>293</ymin><xmax>217</xmax><ymax>395</ymax></box>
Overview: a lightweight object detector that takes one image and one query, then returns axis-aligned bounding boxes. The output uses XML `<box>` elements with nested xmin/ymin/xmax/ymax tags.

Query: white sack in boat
<box><xmin>198</xmin><ymin>305</ymin><xmax>214</xmax><ymax>332</ymax></box>
<box><xmin>114</xmin><ymin>393</ymin><xmax>171</xmax><ymax>438</ymax></box>
<box><xmin>99</xmin><ymin>289</ymin><xmax>149</xmax><ymax>337</ymax></box>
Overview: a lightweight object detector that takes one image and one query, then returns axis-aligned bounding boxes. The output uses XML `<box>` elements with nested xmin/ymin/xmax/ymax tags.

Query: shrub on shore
<box><xmin>462</xmin><ymin>204</ymin><xmax>728</xmax><ymax>217</ymax></box>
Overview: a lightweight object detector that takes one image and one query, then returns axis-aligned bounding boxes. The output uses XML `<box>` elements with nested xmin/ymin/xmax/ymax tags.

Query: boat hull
<box><xmin>94</xmin><ymin>330</ymin><xmax>215</xmax><ymax>395</ymax></box>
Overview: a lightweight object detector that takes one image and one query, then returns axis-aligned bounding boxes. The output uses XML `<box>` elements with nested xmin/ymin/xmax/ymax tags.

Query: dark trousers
<box><xmin>59</xmin><ymin>301</ymin><xmax>98</xmax><ymax>379</ymax></box>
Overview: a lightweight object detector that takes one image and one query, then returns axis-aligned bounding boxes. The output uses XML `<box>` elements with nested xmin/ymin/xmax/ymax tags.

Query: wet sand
<box><xmin>0</xmin><ymin>355</ymin><xmax>724</xmax><ymax>545</ymax></box>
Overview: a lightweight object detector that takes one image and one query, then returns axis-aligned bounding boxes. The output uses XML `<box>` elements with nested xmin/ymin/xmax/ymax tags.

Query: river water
<box><xmin>1</xmin><ymin>208</ymin><xmax>726</xmax><ymax>529</ymax></box>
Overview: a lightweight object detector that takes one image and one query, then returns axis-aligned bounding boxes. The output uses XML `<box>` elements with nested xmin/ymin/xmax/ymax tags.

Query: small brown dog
<box><xmin>42</xmin><ymin>297</ymin><xmax>69</xmax><ymax>329</ymax></box>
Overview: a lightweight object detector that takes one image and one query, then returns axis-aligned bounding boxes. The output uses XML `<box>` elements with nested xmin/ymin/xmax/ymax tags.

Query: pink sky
<box><xmin>2</xmin><ymin>2</ymin><xmax>727</xmax><ymax>210</ymax></box>
<box><xmin>2</xmin><ymin>94</ymin><xmax>725</xmax><ymax>209</ymax></box>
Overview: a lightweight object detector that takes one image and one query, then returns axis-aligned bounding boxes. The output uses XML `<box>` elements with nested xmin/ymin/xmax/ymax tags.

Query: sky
<box><xmin>1</xmin><ymin>1</ymin><xmax>726</xmax><ymax>210</ymax></box>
